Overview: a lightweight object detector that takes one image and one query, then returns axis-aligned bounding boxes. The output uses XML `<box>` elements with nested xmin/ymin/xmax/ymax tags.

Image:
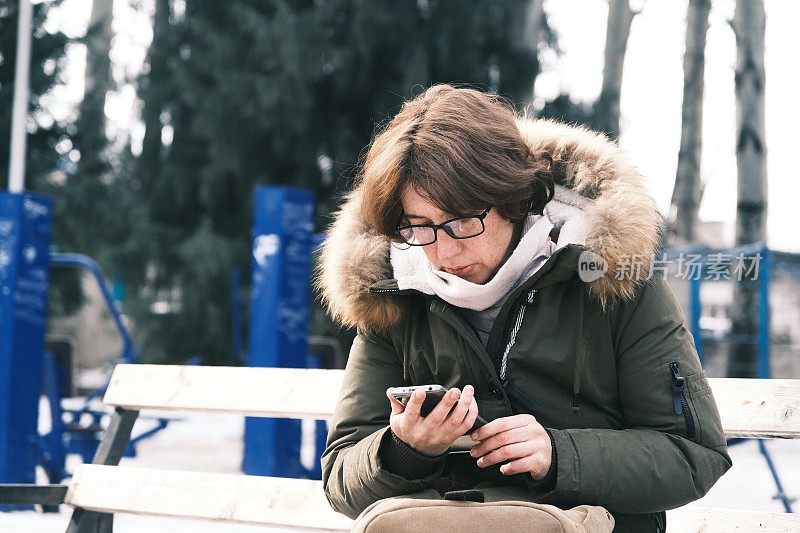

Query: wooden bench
<box><xmin>2</xmin><ymin>364</ymin><xmax>799</xmax><ymax>532</ymax></box>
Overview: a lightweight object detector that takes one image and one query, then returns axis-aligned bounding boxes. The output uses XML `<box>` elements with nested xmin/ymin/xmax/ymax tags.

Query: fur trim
<box><xmin>516</xmin><ymin>119</ymin><xmax>664</xmax><ymax>308</ymax></box>
<box><xmin>316</xmin><ymin>119</ymin><xmax>664</xmax><ymax>329</ymax></box>
<box><xmin>314</xmin><ymin>190</ymin><xmax>402</xmax><ymax>330</ymax></box>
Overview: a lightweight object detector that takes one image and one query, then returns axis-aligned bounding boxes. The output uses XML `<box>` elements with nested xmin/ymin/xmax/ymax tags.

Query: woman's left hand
<box><xmin>469</xmin><ymin>414</ymin><xmax>552</xmax><ymax>480</ymax></box>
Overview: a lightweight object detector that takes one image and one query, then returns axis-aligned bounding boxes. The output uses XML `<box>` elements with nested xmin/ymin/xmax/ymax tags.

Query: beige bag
<box><xmin>352</xmin><ymin>494</ymin><xmax>614</xmax><ymax>533</ymax></box>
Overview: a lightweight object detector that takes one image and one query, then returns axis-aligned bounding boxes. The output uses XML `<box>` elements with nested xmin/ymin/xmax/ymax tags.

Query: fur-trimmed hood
<box><xmin>316</xmin><ymin>118</ymin><xmax>664</xmax><ymax>330</ymax></box>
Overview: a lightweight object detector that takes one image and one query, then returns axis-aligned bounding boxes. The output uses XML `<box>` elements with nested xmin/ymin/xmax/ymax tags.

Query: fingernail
<box><xmin>470</xmin><ymin>432</ymin><xmax>478</xmax><ymax>440</ymax></box>
<box><xmin>476</xmin><ymin>458</ymin><xmax>483</xmax><ymax>467</ymax></box>
<box><xmin>469</xmin><ymin>449</ymin><xmax>477</xmax><ymax>457</ymax></box>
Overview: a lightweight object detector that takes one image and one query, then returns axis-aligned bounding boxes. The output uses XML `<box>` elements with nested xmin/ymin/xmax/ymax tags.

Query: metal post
<box><xmin>66</xmin><ymin>408</ymin><xmax>139</xmax><ymax>532</ymax></box>
<box><xmin>757</xmin><ymin>440</ymin><xmax>795</xmax><ymax>513</ymax></box>
<box><xmin>689</xmin><ymin>272</ymin><xmax>705</xmax><ymax>364</ymax></box>
<box><xmin>244</xmin><ymin>186</ymin><xmax>314</xmax><ymax>478</ymax></box>
<box><xmin>8</xmin><ymin>0</ymin><xmax>34</xmax><ymax>193</ymax></box>
<box><xmin>757</xmin><ymin>245</ymin><xmax>771</xmax><ymax>379</ymax></box>
<box><xmin>0</xmin><ymin>193</ymin><xmax>52</xmax><ymax>488</ymax></box>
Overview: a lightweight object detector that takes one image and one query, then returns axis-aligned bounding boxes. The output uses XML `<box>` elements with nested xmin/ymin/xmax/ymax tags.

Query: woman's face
<box><xmin>400</xmin><ymin>187</ymin><xmax>515</xmax><ymax>284</ymax></box>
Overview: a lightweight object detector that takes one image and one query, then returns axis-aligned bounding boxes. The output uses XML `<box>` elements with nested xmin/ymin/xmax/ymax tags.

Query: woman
<box><xmin>317</xmin><ymin>85</ymin><xmax>730</xmax><ymax>532</ymax></box>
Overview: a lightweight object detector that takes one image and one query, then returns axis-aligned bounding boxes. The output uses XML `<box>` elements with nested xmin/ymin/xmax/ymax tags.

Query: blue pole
<box><xmin>757</xmin><ymin>245</ymin><xmax>771</xmax><ymax>379</ymax></box>
<box><xmin>304</xmin><ymin>352</ymin><xmax>326</xmax><ymax>480</ymax></box>
<box><xmin>244</xmin><ymin>186</ymin><xmax>315</xmax><ymax>478</ymax></box>
<box><xmin>757</xmin><ymin>440</ymin><xmax>794</xmax><ymax>513</ymax></box>
<box><xmin>0</xmin><ymin>192</ymin><xmax>52</xmax><ymax>487</ymax></box>
<box><xmin>690</xmin><ymin>272</ymin><xmax>705</xmax><ymax>365</ymax></box>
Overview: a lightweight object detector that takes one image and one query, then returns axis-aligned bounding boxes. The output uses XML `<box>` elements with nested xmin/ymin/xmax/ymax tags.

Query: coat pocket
<box><xmin>685</xmin><ymin>369</ymin><xmax>726</xmax><ymax>447</ymax></box>
<box><xmin>668</xmin><ymin>361</ymin><xmax>722</xmax><ymax>445</ymax></box>
<box><xmin>667</xmin><ymin>360</ymin><xmax>696</xmax><ymax>440</ymax></box>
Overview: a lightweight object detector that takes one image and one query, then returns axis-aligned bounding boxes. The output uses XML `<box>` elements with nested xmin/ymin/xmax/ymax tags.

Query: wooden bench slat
<box><xmin>104</xmin><ymin>366</ymin><xmax>800</xmax><ymax>439</ymax></box>
<box><xmin>103</xmin><ymin>365</ymin><xmax>345</xmax><ymax>419</ymax></box>
<box><xmin>65</xmin><ymin>464</ymin><xmax>353</xmax><ymax>531</ymax></box>
<box><xmin>65</xmin><ymin>465</ymin><xmax>800</xmax><ymax>533</ymax></box>
<box><xmin>666</xmin><ymin>506</ymin><xmax>800</xmax><ymax>532</ymax></box>
<box><xmin>709</xmin><ymin>378</ymin><xmax>800</xmax><ymax>438</ymax></box>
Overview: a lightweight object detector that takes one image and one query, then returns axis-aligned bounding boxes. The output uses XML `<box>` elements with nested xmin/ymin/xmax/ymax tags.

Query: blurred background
<box><xmin>1</xmin><ymin>0</ymin><xmax>798</xmax><ymax>383</ymax></box>
<box><xmin>2</xmin><ymin>1</ymin><xmax>800</xmax><ymax>526</ymax></box>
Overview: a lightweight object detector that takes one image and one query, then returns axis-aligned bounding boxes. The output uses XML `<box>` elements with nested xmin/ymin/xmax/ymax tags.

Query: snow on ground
<box><xmin>2</xmin><ymin>412</ymin><xmax>798</xmax><ymax>532</ymax></box>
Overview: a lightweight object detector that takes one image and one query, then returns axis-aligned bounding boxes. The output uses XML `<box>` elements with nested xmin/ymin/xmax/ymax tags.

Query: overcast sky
<box><xmin>43</xmin><ymin>0</ymin><xmax>800</xmax><ymax>252</ymax></box>
<box><xmin>541</xmin><ymin>0</ymin><xmax>799</xmax><ymax>252</ymax></box>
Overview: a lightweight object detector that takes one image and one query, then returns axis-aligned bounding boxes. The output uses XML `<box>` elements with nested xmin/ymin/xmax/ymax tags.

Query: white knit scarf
<box><xmin>389</xmin><ymin>193</ymin><xmax>589</xmax><ymax>312</ymax></box>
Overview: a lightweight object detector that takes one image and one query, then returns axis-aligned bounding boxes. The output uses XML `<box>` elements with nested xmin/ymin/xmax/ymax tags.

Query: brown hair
<box><xmin>357</xmin><ymin>84</ymin><xmax>554</xmax><ymax>240</ymax></box>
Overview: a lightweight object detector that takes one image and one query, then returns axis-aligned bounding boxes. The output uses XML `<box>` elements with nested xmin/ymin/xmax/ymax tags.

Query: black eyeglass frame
<box><xmin>393</xmin><ymin>208</ymin><xmax>491</xmax><ymax>246</ymax></box>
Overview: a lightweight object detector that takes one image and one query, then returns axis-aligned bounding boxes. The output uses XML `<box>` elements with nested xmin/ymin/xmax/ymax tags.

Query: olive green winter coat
<box><xmin>317</xmin><ymin>119</ymin><xmax>731</xmax><ymax>532</ymax></box>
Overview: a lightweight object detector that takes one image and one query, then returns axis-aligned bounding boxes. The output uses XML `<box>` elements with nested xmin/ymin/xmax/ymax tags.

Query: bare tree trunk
<box><xmin>671</xmin><ymin>0</ymin><xmax>711</xmax><ymax>245</ymax></box>
<box><xmin>138</xmin><ymin>0</ymin><xmax>171</xmax><ymax>190</ymax></box>
<box><xmin>592</xmin><ymin>0</ymin><xmax>635</xmax><ymax>140</ymax></box>
<box><xmin>65</xmin><ymin>0</ymin><xmax>114</xmax><ymax>255</ymax></box>
<box><xmin>728</xmin><ymin>0</ymin><xmax>767</xmax><ymax>378</ymax></box>
<box><xmin>76</xmin><ymin>0</ymin><xmax>114</xmax><ymax>176</ymax></box>
<box><xmin>522</xmin><ymin>0</ymin><xmax>546</xmax><ymax>105</ymax></box>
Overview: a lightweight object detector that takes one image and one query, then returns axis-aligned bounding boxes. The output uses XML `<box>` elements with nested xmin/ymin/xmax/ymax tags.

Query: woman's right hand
<box><xmin>386</xmin><ymin>384</ymin><xmax>479</xmax><ymax>456</ymax></box>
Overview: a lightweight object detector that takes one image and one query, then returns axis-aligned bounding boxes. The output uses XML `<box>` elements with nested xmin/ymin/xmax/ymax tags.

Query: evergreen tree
<box><xmin>122</xmin><ymin>0</ymin><xmax>548</xmax><ymax>365</ymax></box>
<box><xmin>119</xmin><ymin>0</ymin><xmax>213</xmax><ymax>363</ymax></box>
<box><xmin>51</xmin><ymin>0</ymin><xmax>118</xmax><ymax>259</ymax></box>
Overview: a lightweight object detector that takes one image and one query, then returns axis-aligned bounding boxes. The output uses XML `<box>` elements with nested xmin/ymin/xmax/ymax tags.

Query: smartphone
<box><xmin>387</xmin><ymin>384</ymin><xmax>487</xmax><ymax>428</ymax></box>
<box><xmin>388</xmin><ymin>385</ymin><xmax>447</xmax><ymax>416</ymax></box>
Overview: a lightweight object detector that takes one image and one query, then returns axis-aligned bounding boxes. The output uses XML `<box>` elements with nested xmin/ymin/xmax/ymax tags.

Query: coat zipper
<box><xmin>493</xmin><ymin>290</ymin><xmax>537</xmax><ymax>377</ymax></box>
<box><xmin>669</xmin><ymin>361</ymin><xmax>696</xmax><ymax>439</ymax></box>
<box><xmin>494</xmin><ymin>290</ymin><xmax>539</xmax><ymax>414</ymax></box>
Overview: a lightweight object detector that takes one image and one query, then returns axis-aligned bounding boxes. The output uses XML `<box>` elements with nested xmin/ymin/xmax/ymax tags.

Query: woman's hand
<box><xmin>469</xmin><ymin>414</ymin><xmax>552</xmax><ymax>479</ymax></box>
<box><xmin>387</xmin><ymin>385</ymin><xmax>479</xmax><ymax>456</ymax></box>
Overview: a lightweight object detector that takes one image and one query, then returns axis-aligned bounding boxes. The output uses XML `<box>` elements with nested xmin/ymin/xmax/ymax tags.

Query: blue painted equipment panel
<box><xmin>0</xmin><ymin>192</ymin><xmax>52</xmax><ymax>483</ymax></box>
<box><xmin>244</xmin><ymin>186</ymin><xmax>314</xmax><ymax>477</ymax></box>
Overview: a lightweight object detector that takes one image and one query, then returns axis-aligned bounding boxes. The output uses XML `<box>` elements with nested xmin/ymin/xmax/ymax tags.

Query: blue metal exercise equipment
<box><xmin>682</xmin><ymin>242</ymin><xmax>794</xmax><ymax>513</ymax></box>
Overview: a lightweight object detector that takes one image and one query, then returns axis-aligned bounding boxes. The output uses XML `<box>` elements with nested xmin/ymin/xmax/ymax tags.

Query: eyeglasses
<box><xmin>394</xmin><ymin>208</ymin><xmax>491</xmax><ymax>246</ymax></box>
